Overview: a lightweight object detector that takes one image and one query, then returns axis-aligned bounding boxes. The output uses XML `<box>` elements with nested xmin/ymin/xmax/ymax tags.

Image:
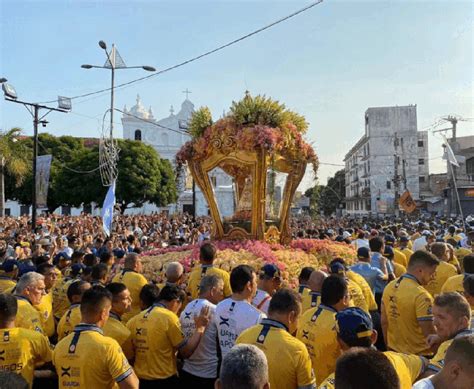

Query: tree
<box><xmin>305</xmin><ymin>169</ymin><xmax>345</xmax><ymax>217</ymax></box>
<box><xmin>0</xmin><ymin>129</ymin><xmax>29</xmax><ymax>216</ymax></box>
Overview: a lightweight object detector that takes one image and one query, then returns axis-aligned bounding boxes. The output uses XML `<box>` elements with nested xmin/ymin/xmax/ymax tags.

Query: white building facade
<box><xmin>344</xmin><ymin>105</ymin><xmax>429</xmax><ymax>216</ymax></box>
<box><xmin>121</xmin><ymin>95</ymin><xmax>234</xmax><ymax>216</ymax></box>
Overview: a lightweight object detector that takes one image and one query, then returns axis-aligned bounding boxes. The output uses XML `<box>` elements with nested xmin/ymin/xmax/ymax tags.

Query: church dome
<box><xmin>129</xmin><ymin>94</ymin><xmax>149</xmax><ymax>119</ymax></box>
<box><xmin>177</xmin><ymin>98</ymin><xmax>194</xmax><ymax>118</ymax></box>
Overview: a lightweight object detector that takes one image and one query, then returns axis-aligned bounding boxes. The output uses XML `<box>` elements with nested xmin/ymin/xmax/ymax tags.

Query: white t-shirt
<box><xmin>215</xmin><ymin>298</ymin><xmax>266</xmax><ymax>357</ymax></box>
<box><xmin>413</xmin><ymin>236</ymin><xmax>428</xmax><ymax>251</ymax></box>
<box><xmin>179</xmin><ymin>298</ymin><xmax>219</xmax><ymax>379</ymax></box>
<box><xmin>251</xmin><ymin>289</ymin><xmax>271</xmax><ymax>314</ymax></box>
<box><xmin>412</xmin><ymin>378</ymin><xmax>435</xmax><ymax>389</ymax></box>
<box><xmin>351</xmin><ymin>238</ymin><xmax>370</xmax><ymax>249</ymax></box>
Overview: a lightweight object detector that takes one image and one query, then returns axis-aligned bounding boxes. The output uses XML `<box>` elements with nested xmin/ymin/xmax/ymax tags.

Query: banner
<box><xmin>399</xmin><ymin>190</ymin><xmax>417</xmax><ymax>213</ymax></box>
<box><xmin>36</xmin><ymin>155</ymin><xmax>52</xmax><ymax>208</ymax></box>
<box><xmin>102</xmin><ymin>180</ymin><xmax>116</xmax><ymax>236</ymax></box>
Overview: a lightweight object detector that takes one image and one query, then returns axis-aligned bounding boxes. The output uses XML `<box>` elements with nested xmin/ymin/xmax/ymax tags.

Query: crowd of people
<box><xmin>0</xmin><ymin>212</ymin><xmax>473</xmax><ymax>389</ymax></box>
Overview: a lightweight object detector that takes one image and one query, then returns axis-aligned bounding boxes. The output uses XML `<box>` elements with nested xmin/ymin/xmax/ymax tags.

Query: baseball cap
<box><xmin>0</xmin><ymin>259</ymin><xmax>18</xmax><ymax>273</ymax></box>
<box><xmin>71</xmin><ymin>263</ymin><xmax>86</xmax><ymax>276</ymax></box>
<box><xmin>260</xmin><ymin>264</ymin><xmax>281</xmax><ymax>279</ymax></box>
<box><xmin>399</xmin><ymin>236</ymin><xmax>409</xmax><ymax>243</ymax></box>
<box><xmin>357</xmin><ymin>247</ymin><xmax>370</xmax><ymax>259</ymax></box>
<box><xmin>329</xmin><ymin>262</ymin><xmax>346</xmax><ymax>275</ymax></box>
<box><xmin>18</xmin><ymin>262</ymin><xmax>37</xmax><ymax>277</ymax></box>
<box><xmin>384</xmin><ymin>235</ymin><xmax>395</xmax><ymax>245</ymax></box>
<box><xmin>342</xmin><ymin>231</ymin><xmax>351</xmax><ymax>239</ymax></box>
<box><xmin>422</xmin><ymin>230</ymin><xmax>434</xmax><ymax>237</ymax></box>
<box><xmin>384</xmin><ymin>246</ymin><xmax>394</xmax><ymax>258</ymax></box>
<box><xmin>336</xmin><ymin>307</ymin><xmax>373</xmax><ymax>345</ymax></box>
<box><xmin>54</xmin><ymin>252</ymin><xmax>71</xmax><ymax>263</ymax></box>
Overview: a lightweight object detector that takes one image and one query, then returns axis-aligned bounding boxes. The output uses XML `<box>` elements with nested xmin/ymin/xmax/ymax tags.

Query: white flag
<box><xmin>101</xmin><ymin>180</ymin><xmax>116</xmax><ymax>236</ymax></box>
<box><xmin>441</xmin><ymin>134</ymin><xmax>460</xmax><ymax>167</ymax></box>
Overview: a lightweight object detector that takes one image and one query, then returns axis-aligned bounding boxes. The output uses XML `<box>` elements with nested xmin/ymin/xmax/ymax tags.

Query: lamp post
<box><xmin>81</xmin><ymin>41</ymin><xmax>156</xmax><ymax>177</ymax></box>
<box><xmin>1</xmin><ymin>79</ymin><xmax>71</xmax><ymax>229</ymax></box>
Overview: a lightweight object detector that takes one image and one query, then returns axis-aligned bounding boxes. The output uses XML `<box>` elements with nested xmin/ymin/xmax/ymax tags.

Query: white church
<box><xmin>121</xmin><ymin>94</ymin><xmax>234</xmax><ymax>217</ymax></box>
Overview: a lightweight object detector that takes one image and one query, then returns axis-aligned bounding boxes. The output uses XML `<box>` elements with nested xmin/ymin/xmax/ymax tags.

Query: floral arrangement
<box><xmin>141</xmin><ymin>239</ymin><xmax>356</xmax><ymax>288</ymax></box>
<box><xmin>176</xmin><ymin>93</ymin><xmax>318</xmax><ymax>174</ymax></box>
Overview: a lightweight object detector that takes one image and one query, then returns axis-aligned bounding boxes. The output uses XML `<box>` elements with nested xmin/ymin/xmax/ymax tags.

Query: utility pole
<box><xmin>393</xmin><ymin>132</ymin><xmax>400</xmax><ymax>217</ymax></box>
<box><xmin>2</xmin><ymin>83</ymin><xmax>70</xmax><ymax>229</ymax></box>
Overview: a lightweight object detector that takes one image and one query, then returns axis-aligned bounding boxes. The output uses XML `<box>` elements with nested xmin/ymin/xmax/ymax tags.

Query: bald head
<box><xmin>308</xmin><ymin>270</ymin><xmax>328</xmax><ymax>293</ymax></box>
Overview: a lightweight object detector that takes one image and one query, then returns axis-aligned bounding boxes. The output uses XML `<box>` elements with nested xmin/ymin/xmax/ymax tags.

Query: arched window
<box><xmin>134</xmin><ymin>129</ymin><xmax>142</xmax><ymax>141</ymax></box>
<box><xmin>162</xmin><ymin>132</ymin><xmax>169</xmax><ymax>146</ymax></box>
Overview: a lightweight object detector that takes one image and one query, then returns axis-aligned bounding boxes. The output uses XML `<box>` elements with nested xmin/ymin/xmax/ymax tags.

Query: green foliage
<box><xmin>5</xmin><ymin>134</ymin><xmax>178</xmax><ymax>212</ymax></box>
<box><xmin>229</xmin><ymin>92</ymin><xmax>308</xmax><ymax>133</ymax></box>
<box><xmin>189</xmin><ymin>107</ymin><xmax>213</xmax><ymax>138</ymax></box>
<box><xmin>306</xmin><ymin>169</ymin><xmax>345</xmax><ymax>217</ymax></box>
<box><xmin>0</xmin><ymin>128</ymin><xmax>29</xmax><ymax>185</ymax></box>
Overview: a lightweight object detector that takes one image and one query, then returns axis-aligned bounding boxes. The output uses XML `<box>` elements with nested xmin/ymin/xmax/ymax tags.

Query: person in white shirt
<box><xmin>412</xmin><ymin>231</ymin><xmax>435</xmax><ymax>252</ymax></box>
<box><xmin>180</xmin><ymin>275</ymin><xmax>225</xmax><ymax>389</ymax></box>
<box><xmin>252</xmin><ymin>264</ymin><xmax>282</xmax><ymax>314</ymax></box>
<box><xmin>215</xmin><ymin>265</ymin><xmax>266</xmax><ymax>358</ymax></box>
<box><xmin>351</xmin><ymin>231</ymin><xmax>370</xmax><ymax>250</ymax></box>
<box><xmin>412</xmin><ymin>335</ymin><xmax>474</xmax><ymax>389</ymax></box>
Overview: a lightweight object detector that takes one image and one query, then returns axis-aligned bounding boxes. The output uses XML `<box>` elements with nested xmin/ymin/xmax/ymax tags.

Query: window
<box><xmin>466</xmin><ymin>157</ymin><xmax>474</xmax><ymax>179</ymax></box>
<box><xmin>418</xmin><ymin>140</ymin><xmax>424</xmax><ymax>147</ymax></box>
<box><xmin>419</xmin><ymin>176</ymin><xmax>426</xmax><ymax>183</ymax></box>
<box><xmin>162</xmin><ymin>132</ymin><xmax>169</xmax><ymax>146</ymax></box>
<box><xmin>367</xmin><ymin>161</ymin><xmax>370</xmax><ymax>172</ymax></box>
<box><xmin>211</xmin><ymin>176</ymin><xmax>217</xmax><ymax>187</ymax></box>
<box><xmin>134</xmin><ymin>129</ymin><xmax>142</xmax><ymax>141</ymax></box>
<box><xmin>386</xmin><ymin>181</ymin><xmax>391</xmax><ymax>189</ymax></box>
<box><xmin>4</xmin><ymin>208</ymin><xmax>10</xmax><ymax>216</ymax></box>
<box><xmin>418</xmin><ymin>159</ymin><xmax>424</xmax><ymax>165</ymax></box>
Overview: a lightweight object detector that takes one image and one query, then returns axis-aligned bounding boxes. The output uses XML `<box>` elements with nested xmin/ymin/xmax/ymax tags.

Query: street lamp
<box><xmin>81</xmin><ymin>40</ymin><xmax>156</xmax><ymax>170</ymax></box>
<box><xmin>1</xmin><ymin>79</ymin><xmax>71</xmax><ymax>228</ymax></box>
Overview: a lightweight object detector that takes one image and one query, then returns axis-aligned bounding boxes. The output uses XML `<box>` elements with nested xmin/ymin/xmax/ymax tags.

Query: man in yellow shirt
<box><xmin>0</xmin><ymin>293</ymin><xmax>52</xmax><ymax>388</ymax></box>
<box><xmin>384</xmin><ymin>234</ymin><xmax>408</xmax><ymax>268</ymax></box>
<box><xmin>329</xmin><ymin>261</ymin><xmax>368</xmax><ymax>313</ymax></box>
<box><xmin>35</xmin><ymin>263</ymin><xmax>58</xmax><ymax>338</ymax></box>
<box><xmin>14</xmin><ymin>272</ymin><xmax>46</xmax><ymax>334</ymax></box>
<box><xmin>237</xmin><ymin>288</ymin><xmax>316</xmax><ymax>389</ymax></box>
<box><xmin>381</xmin><ymin>250</ymin><xmax>438</xmax><ymax>356</ymax></box>
<box><xmin>0</xmin><ymin>259</ymin><xmax>18</xmax><ymax>292</ymax></box>
<box><xmin>112</xmin><ymin>253</ymin><xmax>148</xmax><ymax>322</ymax></box>
<box><xmin>104</xmin><ymin>282</ymin><xmax>133</xmax><ymax>359</ymax></box>
<box><xmin>424</xmin><ymin>293</ymin><xmax>472</xmax><ymax>375</ymax></box>
<box><xmin>53</xmin><ymin>286</ymin><xmax>139</xmax><ymax>389</ymax></box>
<box><xmin>187</xmin><ymin>242</ymin><xmax>232</xmax><ymax>300</ymax></box>
<box><xmin>297</xmin><ymin>275</ymin><xmax>350</xmax><ymax>385</ymax></box>
<box><xmin>425</xmin><ymin>242</ymin><xmax>458</xmax><ymax>297</ymax></box>
<box><xmin>301</xmin><ymin>270</ymin><xmax>326</xmax><ymax>313</ymax></box>
<box><xmin>127</xmin><ymin>284</ymin><xmax>210</xmax><ymax>388</ymax></box>
<box><xmin>319</xmin><ymin>307</ymin><xmax>427</xmax><ymax>389</ymax></box>
<box><xmin>57</xmin><ymin>280</ymin><xmax>91</xmax><ymax>340</ymax></box>
<box><xmin>52</xmin><ymin>263</ymin><xmax>85</xmax><ymax>320</ymax></box>
<box><xmin>442</xmin><ymin>254</ymin><xmax>474</xmax><ymax>298</ymax></box>
<box><xmin>398</xmin><ymin>237</ymin><xmax>414</xmax><ymax>266</ymax></box>
<box><xmin>297</xmin><ymin>266</ymin><xmax>315</xmax><ymax>296</ymax></box>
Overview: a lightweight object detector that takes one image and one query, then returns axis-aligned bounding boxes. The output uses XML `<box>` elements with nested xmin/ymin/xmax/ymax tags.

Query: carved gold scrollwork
<box><xmin>264</xmin><ymin>226</ymin><xmax>281</xmax><ymax>244</ymax></box>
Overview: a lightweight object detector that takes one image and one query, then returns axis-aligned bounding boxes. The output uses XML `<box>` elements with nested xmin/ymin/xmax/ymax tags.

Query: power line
<box><xmin>37</xmin><ymin>0</ymin><xmax>324</xmax><ymax>105</ymax></box>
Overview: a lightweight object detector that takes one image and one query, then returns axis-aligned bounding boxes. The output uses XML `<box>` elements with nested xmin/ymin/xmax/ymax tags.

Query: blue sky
<box><xmin>1</xmin><ymin>0</ymin><xmax>472</xmax><ymax>188</ymax></box>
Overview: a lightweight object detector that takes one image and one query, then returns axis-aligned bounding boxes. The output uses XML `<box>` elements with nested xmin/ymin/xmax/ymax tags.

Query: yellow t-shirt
<box><xmin>112</xmin><ymin>270</ymin><xmax>148</xmax><ymax>323</ymax></box>
<box><xmin>57</xmin><ymin>304</ymin><xmax>82</xmax><ymax>340</ymax></box>
<box><xmin>301</xmin><ymin>291</ymin><xmax>321</xmax><ymax>313</ymax></box>
<box><xmin>393</xmin><ymin>262</ymin><xmax>407</xmax><ymax>278</ymax></box>
<box><xmin>103</xmin><ymin>313</ymin><xmax>133</xmax><ymax>360</ymax></box>
<box><xmin>347</xmin><ymin>270</ymin><xmax>378</xmax><ymax>311</ymax></box>
<box><xmin>441</xmin><ymin>274</ymin><xmax>469</xmax><ymax>296</ymax></box>
<box><xmin>186</xmin><ymin>265</ymin><xmax>232</xmax><ymax>300</ymax></box>
<box><xmin>52</xmin><ymin>278</ymin><xmax>76</xmax><ymax>320</ymax></box>
<box><xmin>319</xmin><ymin>351</ymin><xmax>423</xmax><ymax>389</ymax></box>
<box><xmin>35</xmin><ymin>291</ymin><xmax>55</xmax><ymax>338</ymax></box>
<box><xmin>296</xmin><ymin>305</ymin><xmax>340</xmax><ymax>385</ymax></box>
<box><xmin>382</xmin><ymin>274</ymin><xmax>434</xmax><ymax>355</ymax></box>
<box><xmin>53</xmin><ymin>324</ymin><xmax>133</xmax><ymax>389</ymax></box>
<box><xmin>393</xmin><ymin>249</ymin><xmax>408</xmax><ymax>268</ymax></box>
<box><xmin>428</xmin><ymin>329</ymin><xmax>473</xmax><ymax>372</ymax></box>
<box><xmin>297</xmin><ymin>285</ymin><xmax>311</xmax><ymax>297</ymax></box>
<box><xmin>15</xmin><ymin>296</ymin><xmax>44</xmax><ymax>334</ymax></box>
<box><xmin>401</xmin><ymin>248</ymin><xmax>414</xmax><ymax>264</ymax></box>
<box><xmin>0</xmin><ymin>327</ymin><xmax>52</xmax><ymax>388</ymax></box>
<box><xmin>127</xmin><ymin>304</ymin><xmax>184</xmax><ymax>380</ymax></box>
<box><xmin>425</xmin><ymin>261</ymin><xmax>458</xmax><ymax>297</ymax></box>
<box><xmin>346</xmin><ymin>278</ymin><xmax>368</xmax><ymax>313</ymax></box>
<box><xmin>455</xmin><ymin>247</ymin><xmax>471</xmax><ymax>263</ymax></box>
<box><xmin>0</xmin><ymin>276</ymin><xmax>16</xmax><ymax>293</ymax></box>
<box><xmin>236</xmin><ymin>319</ymin><xmax>315</xmax><ymax>389</ymax></box>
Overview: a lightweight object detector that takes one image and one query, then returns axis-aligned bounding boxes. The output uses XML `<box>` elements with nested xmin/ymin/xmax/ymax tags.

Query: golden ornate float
<box><xmin>177</xmin><ymin>93</ymin><xmax>318</xmax><ymax>244</ymax></box>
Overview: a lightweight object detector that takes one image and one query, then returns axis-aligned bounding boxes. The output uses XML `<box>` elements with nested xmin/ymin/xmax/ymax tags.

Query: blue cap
<box><xmin>384</xmin><ymin>235</ymin><xmax>395</xmax><ymax>244</ymax></box>
<box><xmin>71</xmin><ymin>263</ymin><xmax>86</xmax><ymax>276</ymax></box>
<box><xmin>0</xmin><ymin>259</ymin><xmax>18</xmax><ymax>273</ymax></box>
<box><xmin>54</xmin><ymin>252</ymin><xmax>71</xmax><ymax>263</ymax></box>
<box><xmin>399</xmin><ymin>236</ymin><xmax>409</xmax><ymax>243</ymax></box>
<box><xmin>113</xmin><ymin>249</ymin><xmax>126</xmax><ymax>259</ymax></box>
<box><xmin>329</xmin><ymin>262</ymin><xmax>346</xmax><ymax>275</ymax></box>
<box><xmin>260</xmin><ymin>264</ymin><xmax>280</xmax><ymax>279</ymax></box>
<box><xmin>17</xmin><ymin>262</ymin><xmax>37</xmax><ymax>277</ymax></box>
<box><xmin>357</xmin><ymin>247</ymin><xmax>370</xmax><ymax>259</ymax></box>
<box><xmin>336</xmin><ymin>307</ymin><xmax>373</xmax><ymax>345</ymax></box>
<box><xmin>384</xmin><ymin>245</ymin><xmax>394</xmax><ymax>258</ymax></box>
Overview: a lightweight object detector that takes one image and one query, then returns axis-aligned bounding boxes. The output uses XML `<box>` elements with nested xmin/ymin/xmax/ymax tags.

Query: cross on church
<box><xmin>182</xmin><ymin>88</ymin><xmax>192</xmax><ymax>100</ymax></box>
